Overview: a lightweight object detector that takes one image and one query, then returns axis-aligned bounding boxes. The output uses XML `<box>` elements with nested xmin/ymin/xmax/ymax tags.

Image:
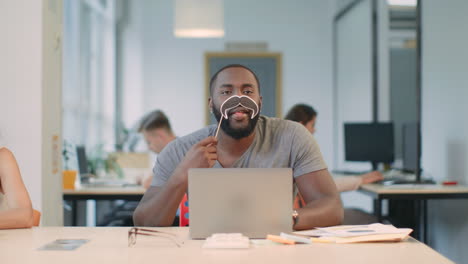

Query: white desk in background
<box><xmin>63</xmin><ymin>185</ymin><xmax>146</xmax><ymax>226</ymax></box>
<box><xmin>359</xmin><ymin>183</ymin><xmax>468</xmax><ymax>244</ymax></box>
<box><xmin>0</xmin><ymin>227</ymin><xmax>454</xmax><ymax>264</ymax></box>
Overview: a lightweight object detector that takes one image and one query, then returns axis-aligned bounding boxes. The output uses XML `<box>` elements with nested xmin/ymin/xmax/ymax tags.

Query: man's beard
<box><xmin>212</xmin><ymin>106</ymin><xmax>260</xmax><ymax>139</ymax></box>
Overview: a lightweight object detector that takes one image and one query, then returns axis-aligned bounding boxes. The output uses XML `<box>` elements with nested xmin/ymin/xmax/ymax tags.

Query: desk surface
<box><xmin>63</xmin><ymin>186</ymin><xmax>146</xmax><ymax>196</ymax></box>
<box><xmin>0</xmin><ymin>227</ymin><xmax>454</xmax><ymax>264</ymax></box>
<box><xmin>361</xmin><ymin>183</ymin><xmax>468</xmax><ymax>195</ymax></box>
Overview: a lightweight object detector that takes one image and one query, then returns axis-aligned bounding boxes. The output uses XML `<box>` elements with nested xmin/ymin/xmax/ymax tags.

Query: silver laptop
<box><xmin>188</xmin><ymin>168</ymin><xmax>293</xmax><ymax>239</ymax></box>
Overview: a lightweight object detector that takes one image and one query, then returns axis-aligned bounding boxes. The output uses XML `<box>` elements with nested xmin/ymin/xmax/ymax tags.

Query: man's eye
<box><xmin>221</xmin><ymin>90</ymin><xmax>232</xmax><ymax>95</ymax></box>
<box><xmin>243</xmin><ymin>90</ymin><xmax>253</xmax><ymax>95</ymax></box>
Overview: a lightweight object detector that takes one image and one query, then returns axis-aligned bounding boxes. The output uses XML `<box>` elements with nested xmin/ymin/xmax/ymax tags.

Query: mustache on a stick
<box><xmin>214</xmin><ymin>95</ymin><xmax>259</xmax><ymax>138</ymax></box>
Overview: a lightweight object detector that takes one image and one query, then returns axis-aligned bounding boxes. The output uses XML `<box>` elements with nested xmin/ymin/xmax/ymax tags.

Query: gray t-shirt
<box><xmin>152</xmin><ymin>115</ymin><xmax>327</xmax><ymax>187</ymax></box>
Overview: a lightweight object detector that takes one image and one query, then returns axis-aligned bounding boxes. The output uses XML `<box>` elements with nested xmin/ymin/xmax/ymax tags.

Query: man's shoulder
<box><xmin>172</xmin><ymin>125</ymin><xmax>216</xmax><ymax>148</ymax></box>
<box><xmin>260</xmin><ymin>115</ymin><xmax>304</xmax><ymax>133</ymax></box>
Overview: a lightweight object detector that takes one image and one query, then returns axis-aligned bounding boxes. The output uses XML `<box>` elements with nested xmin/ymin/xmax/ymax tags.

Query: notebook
<box><xmin>188</xmin><ymin>168</ymin><xmax>293</xmax><ymax>239</ymax></box>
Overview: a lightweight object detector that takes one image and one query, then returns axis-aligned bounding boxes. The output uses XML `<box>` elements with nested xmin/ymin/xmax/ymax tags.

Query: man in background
<box><xmin>138</xmin><ymin>110</ymin><xmax>176</xmax><ymax>154</ymax></box>
<box><xmin>137</xmin><ymin>110</ymin><xmax>176</xmax><ymax>189</ymax></box>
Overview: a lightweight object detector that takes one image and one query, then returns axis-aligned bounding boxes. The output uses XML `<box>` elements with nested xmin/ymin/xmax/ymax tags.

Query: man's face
<box><xmin>142</xmin><ymin>129</ymin><xmax>166</xmax><ymax>153</ymax></box>
<box><xmin>209</xmin><ymin>67</ymin><xmax>262</xmax><ymax>139</ymax></box>
<box><xmin>303</xmin><ymin>116</ymin><xmax>317</xmax><ymax>134</ymax></box>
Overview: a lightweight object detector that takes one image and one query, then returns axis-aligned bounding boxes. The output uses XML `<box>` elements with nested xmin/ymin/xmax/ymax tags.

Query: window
<box><xmin>62</xmin><ymin>0</ymin><xmax>116</xmax><ymax>152</ymax></box>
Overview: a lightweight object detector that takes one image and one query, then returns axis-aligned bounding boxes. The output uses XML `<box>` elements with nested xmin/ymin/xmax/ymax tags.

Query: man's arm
<box><xmin>133</xmin><ymin>136</ymin><xmax>217</xmax><ymax>226</ymax></box>
<box><xmin>133</xmin><ymin>167</ymin><xmax>188</xmax><ymax>226</ymax></box>
<box><xmin>293</xmin><ymin>169</ymin><xmax>343</xmax><ymax>230</ymax></box>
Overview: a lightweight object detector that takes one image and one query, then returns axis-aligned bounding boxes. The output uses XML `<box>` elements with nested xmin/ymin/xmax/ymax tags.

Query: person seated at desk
<box><xmin>137</xmin><ymin>110</ymin><xmax>176</xmax><ymax>189</ymax></box>
<box><xmin>285</xmin><ymin>104</ymin><xmax>382</xmax><ymax>224</ymax></box>
<box><xmin>284</xmin><ymin>103</ymin><xmax>383</xmax><ymax>193</ymax></box>
<box><xmin>134</xmin><ymin>64</ymin><xmax>343</xmax><ymax>230</ymax></box>
<box><xmin>98</xmin><ymin>111</ymin><xmax>177</xmax><ymax>226</ymax></box>
<box><xmin>0</xmin><ymin>145</ymin><xmax>34</xmax><ymax>229</ymax></box>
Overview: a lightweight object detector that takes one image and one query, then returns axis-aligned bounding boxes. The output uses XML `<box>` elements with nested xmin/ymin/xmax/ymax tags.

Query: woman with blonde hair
<box><xmin>0</xmin><ymin>143</ymin><xmax>35</xmax><ymax>229</ymax></box>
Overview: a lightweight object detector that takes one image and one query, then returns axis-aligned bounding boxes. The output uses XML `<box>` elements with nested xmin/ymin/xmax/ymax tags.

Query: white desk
<box><xmin>63</xmin><ymin>186</ymin><xmax>146</xmax><ymax>226</ymax></box>
<box><xmin>359</xmin><ymin>183</ymin><xmax>468</xmax><ymax>243</ymax></box>
<box><xmin>0</xmin><ymin>227</ymin><xmax>454</xmax><ymax>264</ymax></box>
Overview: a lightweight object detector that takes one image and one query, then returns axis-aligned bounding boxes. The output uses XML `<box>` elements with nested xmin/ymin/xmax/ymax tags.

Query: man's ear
<box><xmin>259</xmin><ymin>96</ymin><xmax>263</xmax><ymax>111</ymax></box>
<box><xmin>208</xmin><ymin>97</ymin><xmax>213</xmax><ymax>113</ymax></box>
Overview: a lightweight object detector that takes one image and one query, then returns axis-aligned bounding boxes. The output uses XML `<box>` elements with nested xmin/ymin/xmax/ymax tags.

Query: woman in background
<box><xmin>285</xmin><ymin>103</ymin><xmax>383</xmax><ymax>193</ymax></box>
<box><xmin>0</xmin><ymin>144</ymin><xmax>34</xmax><ymax>229</ymax></box>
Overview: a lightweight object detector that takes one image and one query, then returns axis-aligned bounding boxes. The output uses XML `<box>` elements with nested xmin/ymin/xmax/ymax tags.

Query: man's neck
<box><xmin>217</xmin><ymin>130</ymin><xmax>256</xmax><ymax>157</ymax></box>
<box><xmin>167</xmin><ymin>134</ymin><xmax>176</xmax><ymax>142</ymax></box>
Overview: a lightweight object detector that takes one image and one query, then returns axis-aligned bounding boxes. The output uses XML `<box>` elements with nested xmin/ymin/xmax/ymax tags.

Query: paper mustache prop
<box><xmin>214</xmin><ymin>95</ymin><xmax>260</xmax><ymax>138</ymax></box>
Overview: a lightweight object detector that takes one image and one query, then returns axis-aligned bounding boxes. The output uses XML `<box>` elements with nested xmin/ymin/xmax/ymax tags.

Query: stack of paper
<box><xmin>294</xmin><ymin>223</ymin><xmax>413</xmax><ymax>243</ymax></box>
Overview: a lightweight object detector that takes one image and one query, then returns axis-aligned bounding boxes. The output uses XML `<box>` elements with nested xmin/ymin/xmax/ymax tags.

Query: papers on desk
<box><xmin>294</xmin><ymin>223</ymin><xmax>412</xmax><ymax>243</ymax></box>
<box><xmin>38</xmin><ymin>239</ymin><xmax>89</xmax><ymax>251</ymax></box>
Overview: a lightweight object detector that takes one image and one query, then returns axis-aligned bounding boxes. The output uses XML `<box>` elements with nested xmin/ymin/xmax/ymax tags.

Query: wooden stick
<box><xmin>214</xmin><ymin>116</ymin><xmax>223</xmax><ymax>138</ymax></box>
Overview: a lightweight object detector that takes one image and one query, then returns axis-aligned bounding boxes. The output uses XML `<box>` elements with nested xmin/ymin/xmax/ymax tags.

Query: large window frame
<box><xmin>62</xmin><ymin>0</ymin><xmax>117</xmax><ymax>153</ymax></box>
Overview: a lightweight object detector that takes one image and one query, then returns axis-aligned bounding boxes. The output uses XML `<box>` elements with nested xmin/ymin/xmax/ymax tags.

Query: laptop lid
<box><xmin>188</xmin><ymin>168</ymin><xmax>293</xmax><ymax>239</ymax></box>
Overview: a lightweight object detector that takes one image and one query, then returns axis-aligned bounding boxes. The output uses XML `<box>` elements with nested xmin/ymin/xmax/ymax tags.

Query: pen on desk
<box><xmin>279</xmin><ymin>233</ymin><xmax>312</xmax><ymax>244</ymax></box>
<box><xmin>266</xmin><ymin>235</ymin><xmax>295</xmax><ymax>245</ymax></box>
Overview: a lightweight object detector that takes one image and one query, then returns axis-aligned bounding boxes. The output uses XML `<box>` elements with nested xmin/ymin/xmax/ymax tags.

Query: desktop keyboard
<box><xmin>203</xmin><ymin>233</ymin><xmax>250</xmax><ymax>249</ymax></box>
<box><xmin>81</xmin><ymin>179</ymin><xmax>137</xmax><ymax>188</ymax></box>
<box><xmin>331</xmin><ymin>170</ymin><xmax>365</xmax><ymax>175</ymax></box>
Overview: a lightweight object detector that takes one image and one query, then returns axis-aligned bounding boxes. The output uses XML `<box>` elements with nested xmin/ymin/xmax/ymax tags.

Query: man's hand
<box><xmin>179</xmin><ymin>136</ymin><xmax>218</xmax><ymax>170</ymax></box>
<box><xmin>171</xmin><ymin>136</ymin><xmax>218</xmax><ymax>185</ymax></box>
<box><xmin>133</xmin><ymin>136</ymin><xmax>218</xmax><ymax>227</ymax></box>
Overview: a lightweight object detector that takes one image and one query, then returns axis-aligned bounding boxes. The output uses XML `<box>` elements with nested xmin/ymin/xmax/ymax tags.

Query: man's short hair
<box><xmin>285</xmin><ymin>104</ymin><xmax>317</xmax><ymax>124</ymax></box>
<box><xmin>209</xmin><ymin>64</ymin><xmax>261</xmax><ymax>95</ymax></box>
<box><xmin>138</xmin><ymin>110</ymin><xmax>172</xmax><ymax>133</ymax></box>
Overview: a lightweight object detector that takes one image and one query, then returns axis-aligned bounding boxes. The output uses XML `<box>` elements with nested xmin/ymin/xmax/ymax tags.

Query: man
<box><xmin>133</xmin><ymin>65</ymin><xmax>343</xmax><ymax>230</ymax></box>
<box><xmin>137</xmin><ymin>110</ymin><xmax>177</xmax><ymax>189</ymax></box>
<box><xmin>138</xmin><ymin>110</ymin><xmax>176</xmax><ymax>154</ymax></box>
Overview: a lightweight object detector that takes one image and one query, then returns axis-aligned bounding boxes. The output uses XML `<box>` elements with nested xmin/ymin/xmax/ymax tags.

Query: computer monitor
<box><xmin>76</xmin><ymin>146</ymin><xmax>89</xmax><ymax>176</ymax></box>
<box><xmin>344</xmin><ymin>122</ymin><xmax>394</xmax><ymax>170</ymax></box>
<box><xmin>402</xmin><ymin>122</ymin><xmax>421</xmax><ymax>175</ymax></box>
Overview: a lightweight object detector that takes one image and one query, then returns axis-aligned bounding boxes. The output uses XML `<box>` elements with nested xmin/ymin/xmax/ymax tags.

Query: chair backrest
<box><xmin>179</xmin><ymin>194</ymin><xmax>189</xmax><ymax>226</ymax></box>
<box><xmin>33</xmin><ymin>209</ymin><xmax>41</xmax><ymax>226</ymax></box>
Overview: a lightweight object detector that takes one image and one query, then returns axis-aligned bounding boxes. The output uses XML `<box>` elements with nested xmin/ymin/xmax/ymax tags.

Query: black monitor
<box><xmin>344</xmin><ymin>122</ymin><xmax>394</xmax><ymax>170</ymax></box>
<box><xmin>402</xmin><ymin>122</ymin><xmax>421</xmax><ymax>175</ymax></box>
<box><xmin>76</xmin><ymin>146</ymin><xmax>89</xmax><ymax>176</ymax></box>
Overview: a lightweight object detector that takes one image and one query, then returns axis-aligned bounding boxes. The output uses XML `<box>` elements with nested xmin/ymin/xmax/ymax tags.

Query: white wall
<box><xmin>0</xmin><ymin>1</ymin><xmax>44</xmax><ymax>212</ymax></box>
<box><xmin>334</xmin><ymin>0</ymin><xmax>373</xmax><ymax>172</ymax></box>
<box><xmin>422</xmin><ymin>0</ymin><xmax>468</xmax><ymax>263</ymax></box>
<box><xmin>334</xmin><ymin>0</ymin><xmax>390</xmax><ymax>172</ymax></box>
<box><xmin>118</xmin><ymin>0</ymin><xmax>145</xmax><ymax>129</ymax></box>
<box><xmin>0</xmin><ymin>0</ymin><xmax>62</xmax><ymax>225</ymax></box>
<box><xmin>124</xmin><ymin>0</ymin><xmax>336</xmax><ymax>167</ymax></box>
<box><xmin>377</xmin><ymin>0</ymin><xmax>390</xmax><ymax>122</ymax></box>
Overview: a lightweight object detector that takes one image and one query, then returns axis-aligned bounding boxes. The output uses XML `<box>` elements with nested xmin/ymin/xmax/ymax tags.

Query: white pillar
<box><xmin>0</xmin><ymin>0</ymin><xmax>63</xmax><ymax>226</ymax></box>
